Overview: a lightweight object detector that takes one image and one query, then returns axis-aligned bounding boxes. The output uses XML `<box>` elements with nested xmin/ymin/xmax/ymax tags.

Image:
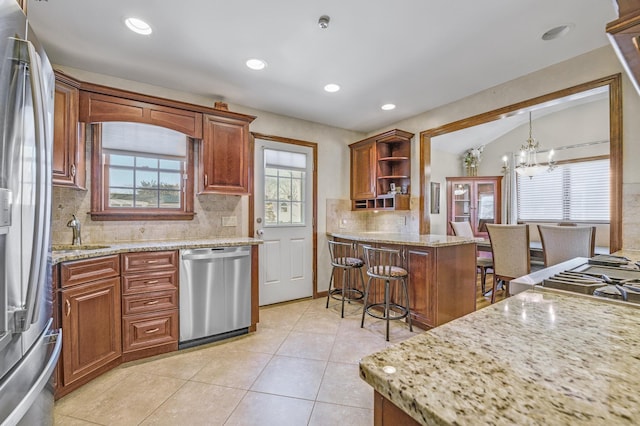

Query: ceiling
<box><xmin>433</xmin><ymin>86</ymin><xmax>610</xmax><ymax>154</ymax></box>
<box><xmin>27</xmin><ymin>0</ymin><xmax>617</xmax><ymax>133</ymax></box>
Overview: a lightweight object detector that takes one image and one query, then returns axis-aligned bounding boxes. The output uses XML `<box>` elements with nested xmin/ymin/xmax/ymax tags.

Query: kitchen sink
<box><xmin>52</xmin><ymin>244</ymin><xmax>111</xmax><ymax>252</ymax></box>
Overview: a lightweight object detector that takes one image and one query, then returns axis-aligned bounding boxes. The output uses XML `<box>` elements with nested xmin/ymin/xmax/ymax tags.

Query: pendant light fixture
<box><xmin>515</xmin><ymin>112</ymin><xmax>556</xmax><ymax>178</ymax></box>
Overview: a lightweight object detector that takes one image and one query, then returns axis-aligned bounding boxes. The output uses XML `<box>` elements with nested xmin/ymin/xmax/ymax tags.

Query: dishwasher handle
<box><xmin>181</xmin><ymin>248</ymin><xmax>251</xmax><ymax>261</ymax></box>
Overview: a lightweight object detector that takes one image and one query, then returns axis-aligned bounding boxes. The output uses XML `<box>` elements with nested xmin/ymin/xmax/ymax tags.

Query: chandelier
<box><xmin>514</xmin><ymin>112</ymin><xmax>556</xmax><ymax>177</ymax></box>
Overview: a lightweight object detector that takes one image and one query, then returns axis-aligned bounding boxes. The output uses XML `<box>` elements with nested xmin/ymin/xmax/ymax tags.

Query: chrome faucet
<box><xmin>66</xmin><ymin>214</ymin><xmax>82</xmax><ymax>246</ymax></box>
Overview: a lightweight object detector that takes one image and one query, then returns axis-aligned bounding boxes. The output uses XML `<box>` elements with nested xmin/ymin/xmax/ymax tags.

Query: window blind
<box><xmin>517</xmin><ymin>158</ymin><xmax>609</xmax><ymax>222</ymax></box>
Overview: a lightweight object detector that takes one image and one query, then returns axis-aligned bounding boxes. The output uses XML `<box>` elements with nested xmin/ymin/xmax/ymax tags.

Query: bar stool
<box><xmin>360</xmin><ymin>245</ymin><xmax>412</xmax><ymax>341</ymax></box>
<box><xmin>326</xmin><ymin>240</ymin><xmax>365</xmax><ymax>318</ymax></box>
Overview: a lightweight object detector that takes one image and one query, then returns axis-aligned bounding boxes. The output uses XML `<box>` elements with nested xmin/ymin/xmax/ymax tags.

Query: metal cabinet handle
<box><xmin>145</xmin><ymin>280</ymin><xmax>159</xmax><ymax>284</ymax></box>
<box><xmin>65</xmin><ymin>299</ymin><xmax>71</xmax><ymax>316</ymax></box>
<box><xmin>70</xmin><ymin>163</ymin><xmax>76</xmax><ymax>177</ymax></box>
<box><xmin>145</xmin><ymin>300</ymin><xmax>159</xmax><ymax>305</ymax></box>
<box><xmin>204</xmin><ymin>174</ymin><xmax>208</xmax><ymax>186</ymax></box>
<box><xmin>145</xmin><ymin>328</ymin><xmax>160</xmax><ymax>334</ymax></box>
<box><xmin>146</xmin><ymin>260</ymin><xmax>158</xmax><ymax>264</ymax></box>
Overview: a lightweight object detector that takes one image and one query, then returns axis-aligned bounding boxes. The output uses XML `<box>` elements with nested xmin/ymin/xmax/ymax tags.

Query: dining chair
<box><xmin>449</xmin><ymin>221</ymin><xmax>493</xmax><ymax>294</ymax></box>
<box><xmin>485</xmin><ymin>224</ymin><xmax>530</xmax><ymax>304</ymax></box>
<box><xmin>537</xmin><ymin>224</ymin><xmax>596</xmax><ymax>267</ymax></box>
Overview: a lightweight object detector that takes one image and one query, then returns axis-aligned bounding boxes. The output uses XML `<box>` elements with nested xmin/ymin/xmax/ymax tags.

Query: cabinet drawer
<box><xmin>121</xmin><ymin>251</ymin><xmax>177</xmax><ymax>273</ymax></box>
<box><xmin>60</xmin><ymin>255</ymin><xmax>120</xmax><ymax>288</ymax></box>
<box><xmin>122</xmin><ymin>289</ymin><xmax>178</xmax><ymax>315</ymax></box>
<box><xmin>122</xmin><ymin>310</ymin><xmax>178</xmax><ymax>353</ymax></box>
<box><xmin>122</xmin><ymin>270</ymin><xmax>178</xmax><ymax>294</ymax></box>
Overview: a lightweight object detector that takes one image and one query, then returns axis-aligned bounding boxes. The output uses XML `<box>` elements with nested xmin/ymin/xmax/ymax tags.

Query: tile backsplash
<box><xmin>52</xmin><ymin>186</ymin><xmax>244</xmax><ymax>245</ymax></box>
<box><xmin>325</xmin><ymin>198</ymin><xmax>420</xmax><ymax>234</ymax></box>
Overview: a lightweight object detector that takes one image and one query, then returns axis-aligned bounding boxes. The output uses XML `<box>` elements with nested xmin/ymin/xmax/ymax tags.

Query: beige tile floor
<box><xmin>54</xmin><ymin>297</ymin><xmax>419</xmax><ymax>425</ymax></box>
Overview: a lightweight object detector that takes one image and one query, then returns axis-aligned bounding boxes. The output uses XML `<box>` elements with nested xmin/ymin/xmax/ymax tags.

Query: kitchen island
<box><xmin>359</xmin><ymin>288</ymin><xmax>640</xmax><ymax>425</ymax></box>
<box><xmin>328</xmin><ymin>232</ymin><xmax>479</xmax><ymax>329</ymax></box>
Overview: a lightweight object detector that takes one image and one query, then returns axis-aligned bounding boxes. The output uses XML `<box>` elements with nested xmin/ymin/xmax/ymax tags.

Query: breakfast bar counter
<box><xmin>359</xmin><ymin>288</ymin><xmax>640</xmax><ymax>425</ymax></box>
<box><xmin>327</xmin><ymin>232</ymin><xmax>479</xmax><ymax>329</ymax></box>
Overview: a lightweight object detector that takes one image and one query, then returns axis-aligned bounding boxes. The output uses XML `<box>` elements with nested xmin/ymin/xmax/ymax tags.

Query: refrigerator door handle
<box><xmin>13</xmin><ymin>38</ymin><xmax>49</xmax><ymax>333</ymax></box>
<box><xmin>1</xmin><ymin>328</ymin><xmax>61</xmax><ymax>426</ymax></box>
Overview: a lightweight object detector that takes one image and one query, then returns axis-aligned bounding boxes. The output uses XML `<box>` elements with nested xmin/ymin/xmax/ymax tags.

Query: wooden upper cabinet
<box><xmin>607</xmin><ymin>0</ymin><xmax>640</xmax><ymax>95</ymax></box>
<box><xmin>79</xmin><ymin>91</ymin><xmax>203</xmax><ymax>138</ymax></box>
<box><xmin>53</xmin><ymin>73</ymin><xmax>85</xmax><ymax>189</ymax></box>
<box><xmin>350</xmin><ymin>139</ymin><xmax>377</xmax><ymax>200</ymax></box>
<box><xmin>199</xmin><ymin>114</ymin><xmax>251</xmax><ymax>194</ymax></box>
<box><xmin>349</xmin><ymin>129</ymin><xmax>413</xmax><ymax>210</ymax></box>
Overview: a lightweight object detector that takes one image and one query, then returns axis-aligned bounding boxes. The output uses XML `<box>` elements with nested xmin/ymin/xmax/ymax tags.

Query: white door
<box><xmin>254</xmin><ymin>139</ymin><xmax>314</xmax><ymax>306</ymax></box>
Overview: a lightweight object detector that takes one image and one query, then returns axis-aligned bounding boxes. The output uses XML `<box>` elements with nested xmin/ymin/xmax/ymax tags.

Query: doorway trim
<box><xmin>249</xmin><ymin>132</ymin><xmax>319</xmax><ymax>298</ymax></box>
<box><xmin>419</xmin><ymin>74</ymin><xmax>622</xmax><ymax>252</ymax></box>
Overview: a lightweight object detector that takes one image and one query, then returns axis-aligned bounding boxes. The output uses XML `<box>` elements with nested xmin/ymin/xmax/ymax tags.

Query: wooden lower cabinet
<box><xmin>405</xmin><ymin>247</ymin><xmax>436</xmax><ymax>327</ymax></box>
<box><xmin>406</xmin><ymin>243</ymin><xmax>476</xmax><ymax>328</ymax></box>
<box><xmin>59</xmin><ymin>276</ymin><xmax>122</xmax><ymax>396</ymax></box>
<box><xmin>374</xmin><ymin>391</ymin><xmax>420</xmax><ymax>426</ymax></box>
<box><xmin>120</xmin><ymin>251</ymin><xmax>179</xmax><ymax>362</ymax></box>
<box><xmin>122</xmin><ymin>310</ymin><xmax>179</xmax><ymax>353</ymax></box>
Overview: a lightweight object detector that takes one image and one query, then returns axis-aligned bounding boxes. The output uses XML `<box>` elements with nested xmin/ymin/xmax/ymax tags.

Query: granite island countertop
<box><xmin>327</xmin><ymin>231</ymin><xmax>481</xmax><ymax>248</ymax></box>
<box><xmin>52</xmin><ymin>237</ymin><xmax>262</xmax><ymax>264</ymax></box>
<box><xmin>359</xmin><ymin>288</ymin><xmax>640</xmax><ymax>425</ymax></box>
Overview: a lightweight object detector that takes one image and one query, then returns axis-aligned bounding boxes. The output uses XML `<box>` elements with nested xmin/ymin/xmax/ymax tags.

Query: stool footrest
<box><xmin>328</xmin><ymin>288</ymin><xmax>364</xmax><ymax>302</ymax></box>
<box><xmin>364</xmin><ymin>303</ymin><xmax>410</xmax><ymax>321</ymax></box>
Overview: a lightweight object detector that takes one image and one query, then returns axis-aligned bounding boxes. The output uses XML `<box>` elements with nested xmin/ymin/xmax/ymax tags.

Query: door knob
<box><xmin>256</xmin><ymin>229</ymin><xmax>264</xmax><ymax>236</ymax></box>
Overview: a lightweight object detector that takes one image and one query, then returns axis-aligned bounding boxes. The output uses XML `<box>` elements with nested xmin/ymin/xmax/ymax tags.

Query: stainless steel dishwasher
<box><xmin>179</xmin><ymin>246</ymin><xmax>251</xmax><ymax>348</ymax></box>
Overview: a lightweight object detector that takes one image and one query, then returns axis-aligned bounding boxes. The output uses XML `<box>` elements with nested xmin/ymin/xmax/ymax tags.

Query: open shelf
<box><xmin>352</xmin><ymin>194</ymin><xmax>410</xmax><ymax>211</ymax></box>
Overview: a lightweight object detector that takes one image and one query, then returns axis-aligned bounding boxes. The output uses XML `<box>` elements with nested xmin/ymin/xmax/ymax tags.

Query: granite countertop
<box><xmin>51</xmin><ymin>237</ymin><xmax>262</xmax><ymax>264</ymax></box>
<box><xmin>327</xmin><ymin>231</ymin><xmax>480</xmax><ymax>248</ymax></box>
<box><xmin>359</xmin><ymin>289</ymin><xmax>640</xmax><ymax>425</ymax></box>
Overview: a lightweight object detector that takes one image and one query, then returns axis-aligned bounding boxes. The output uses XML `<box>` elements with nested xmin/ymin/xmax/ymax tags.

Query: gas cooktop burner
<box><xmin>541</xmin><ymin>266</ymin><xmax>640</xmax><ymax>304</ymax></box>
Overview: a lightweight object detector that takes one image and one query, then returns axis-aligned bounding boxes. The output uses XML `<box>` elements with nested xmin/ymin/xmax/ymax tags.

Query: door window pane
<box><xmin>263</xmin><ymin>149</ymin><xmax>307</xmax><ymax>226</ymax></box>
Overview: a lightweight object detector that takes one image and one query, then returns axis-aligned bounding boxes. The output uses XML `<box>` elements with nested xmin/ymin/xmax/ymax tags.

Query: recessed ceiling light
<box><xmin>381</xmin><ymin>103</ymin><xmax>396</xmax><ymax>111</ymax></box>
<box><xmin>324</xmin><ymin>83</ymin><xmax>340</xmax><ymax>93</ymax></box>
<box><xmin>542</xmin><ymin>24</ymin><xmax>574</xmax><ymax>41</ymax></box>
<box><xmin>124</xmin><ymin>17</ymin><xmax>152</xmax><ymax>35</ymax></box>
<box><xmin>246</xmin><ymin>59</ymin><xmax>267</xmax><ymax>70</ymax></box>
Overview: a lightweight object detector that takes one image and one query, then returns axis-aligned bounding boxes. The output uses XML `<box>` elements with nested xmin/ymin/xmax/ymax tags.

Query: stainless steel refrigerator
<box><xmin>0</xmin><ymin>0</ymin><xmax>61</xmax><ymax>425</ymax></box>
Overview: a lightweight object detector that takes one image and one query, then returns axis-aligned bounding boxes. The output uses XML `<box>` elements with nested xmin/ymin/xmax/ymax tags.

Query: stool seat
<box><xmin>361</xmin><ymin>245</ymin><xmax>413</xmax><ymax>341</ymax></box>
<box><xmin>367</xmin><ymin>265</ymin><xmax>407</xmax><ymax>278</ymax></box>
<box><xmin>326</xmin><ymin>240</ymin><xmax>365</xmax><ymax>318</ymax></box>
<box><xmin>333</xmin><ymin>257</ymin><xmax>364</xmax><ymax>267</ymax></box>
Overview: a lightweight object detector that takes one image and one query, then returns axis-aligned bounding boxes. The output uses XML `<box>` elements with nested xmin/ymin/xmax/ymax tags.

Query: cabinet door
<box><xmin>446</xmin><ymin>176</ymin><xmax>502</xmax><ymax>237</ymax></box>
<box><xmin>473</xmin><ymin>179</ymin><xmax>501</xmax><ymax>237</ymax></box>
<box><xmin>200</xmin><ymin>114</ymin><xmax>250</xmax><ymax>194</ymax></box>
<box><xmin>60</xmin><ymin>277</ymin><xmax>121</xmax><ymax>386</ymax></box>
<box><xmin>53</xmin><ymin>77</ymin><xmax>85</xmax><ymax>189</ymax></box>
<box><xmin>449</xmin><ymin>181</ymin><xmax>472</xmax><ymax>228</ymax></box>
<box><xmin>405</xmin><ymin>247</ymin><xmax>436</xmax><ymax>328</ymax></box>
<box><xmin>350</xmin><ymin>141</ymin><xmax>376</xmax><ymax>199</ymax></box>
